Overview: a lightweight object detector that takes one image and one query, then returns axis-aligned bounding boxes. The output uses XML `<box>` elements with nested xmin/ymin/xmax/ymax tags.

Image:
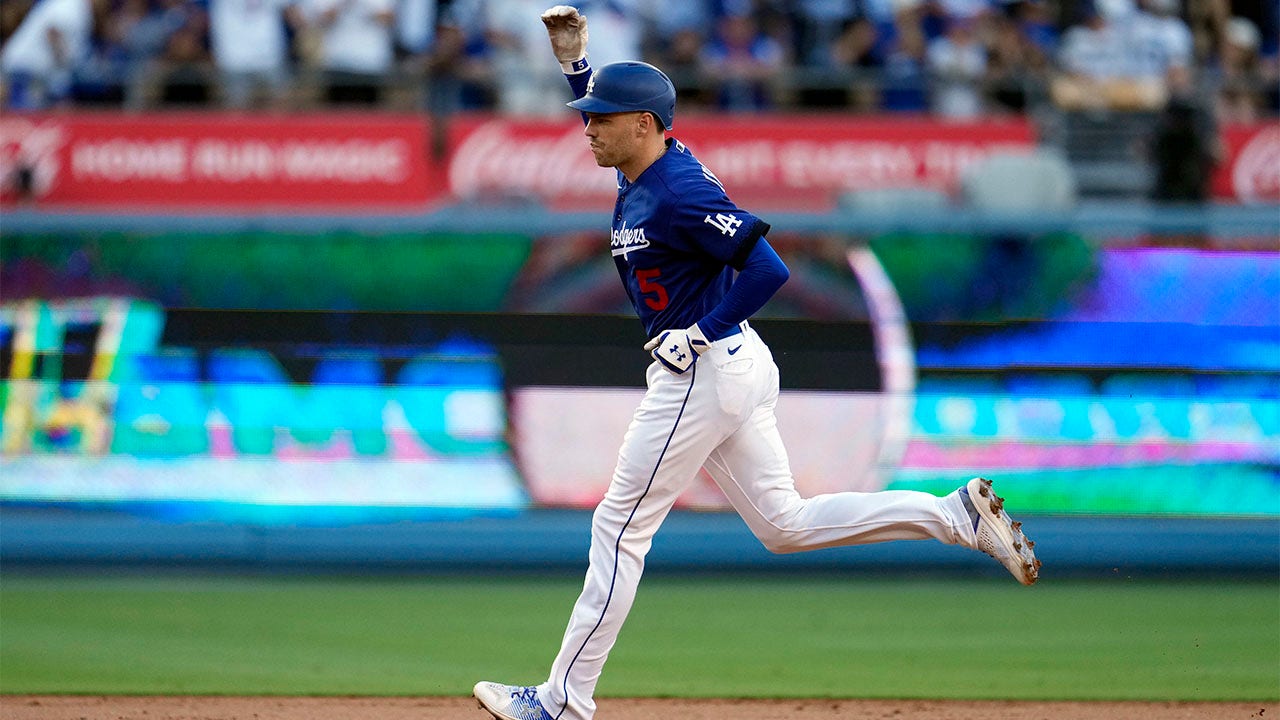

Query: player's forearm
<box><xmin>697</xmin><ymin>239</ymin><xmax>789</xmax><ymax>341</ymax></box>
<box><xmin>544</xmin><ymin>5</ymin><xmax>589</xmax><ymax>90</ymax></box>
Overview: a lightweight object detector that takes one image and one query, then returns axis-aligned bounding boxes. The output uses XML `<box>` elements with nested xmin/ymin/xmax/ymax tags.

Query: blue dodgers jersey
<box><xmin>611</xmin><ymin>139</ymin><xmax>771</xmax><ymax>338</ymax></box>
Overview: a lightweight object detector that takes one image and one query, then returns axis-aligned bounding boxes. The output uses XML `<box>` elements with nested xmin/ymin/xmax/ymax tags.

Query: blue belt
<box><xmin>722</xmin><ymin>322</ymin><xmax>746</xmax><ymax>339</ymax></box>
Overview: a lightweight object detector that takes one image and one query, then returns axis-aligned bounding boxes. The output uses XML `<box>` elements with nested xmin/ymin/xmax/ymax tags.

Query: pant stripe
<box><xmin>553</xmin><ymin>365</ymin><xmax>698</xmax><ymax>719</ymax></box>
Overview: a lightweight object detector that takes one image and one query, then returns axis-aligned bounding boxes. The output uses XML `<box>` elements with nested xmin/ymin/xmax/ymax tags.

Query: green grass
<box><xmin>1</xmin><ymin>574</ymin><xmax>1276</xmax><ymax>701</ymax></box>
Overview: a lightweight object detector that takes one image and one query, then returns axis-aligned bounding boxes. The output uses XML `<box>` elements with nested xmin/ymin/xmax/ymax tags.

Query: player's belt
<box><xmin>723</xmin><ymin>321</ymin><xmax>747</xmax><ymax>339</ymax></box>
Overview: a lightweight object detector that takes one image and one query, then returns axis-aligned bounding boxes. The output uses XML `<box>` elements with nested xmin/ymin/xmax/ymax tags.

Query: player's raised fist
<box><xmin>541</xmin><ymin>5</ymin><xmax>588</xmax><ymax>64</ymax></box>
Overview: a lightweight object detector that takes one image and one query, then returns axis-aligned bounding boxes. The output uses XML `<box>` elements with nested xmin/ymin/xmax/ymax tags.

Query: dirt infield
<box><xmin>1</xmin><ymin>696</ymin><xmax>1272</xmax><ymax>719</ymax></box>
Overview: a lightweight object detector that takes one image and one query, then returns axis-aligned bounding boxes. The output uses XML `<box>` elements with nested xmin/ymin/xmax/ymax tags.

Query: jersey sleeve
<box><xmin>697</xmin><ymin>238</ymin><xmax>789</xmax><ymax>341</ymax></box>
<box><xmin>564</xmin><ymin>61</ymin><xmax>591</xmax><ymax>126</ymax></box>
<box><xmin>565</xmin><ymin>61</ymin><xmax>591</xmax><ymax>99</ymax></box>
<box><xmin>669</xmin><ymin>180</ymin><xmax>771</xmax><ymax>271</ymax></box>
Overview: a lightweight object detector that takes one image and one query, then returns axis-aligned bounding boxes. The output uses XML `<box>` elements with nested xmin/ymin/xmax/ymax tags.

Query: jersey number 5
<box><xmin>636</xmin><ymin>268</ymin><xmax>669</xmax><ymax>311</ymax></box>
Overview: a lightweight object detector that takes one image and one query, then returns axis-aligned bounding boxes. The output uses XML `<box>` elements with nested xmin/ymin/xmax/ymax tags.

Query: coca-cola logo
<box><xmin>447</xmin><ymin>119</ymin><xmax>1032</xmax><ymax>207</ymax></box>
<box><xmin>0</xmin><ymin>118</ymin><xmax>66</xmax><ymax>200</ymax></box>
<box><xmin>448</xmin><ymin>121</ymin><xmax>614</xmax><ymax>201</ymax></box>
<box><xmin>1231</xmin><ymin>125</ymin><xmax>1280</xmax><ymax>204</ymax></box>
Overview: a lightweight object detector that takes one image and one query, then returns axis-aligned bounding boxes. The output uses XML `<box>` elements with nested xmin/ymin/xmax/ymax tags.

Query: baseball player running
<box><xmin>474</xmin><ymin>7</ymin><xmax>1041</xmax><ymax>720</ymax></box>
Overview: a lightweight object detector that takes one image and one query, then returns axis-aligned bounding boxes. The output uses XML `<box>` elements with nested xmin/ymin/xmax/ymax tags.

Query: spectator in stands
<box><xmin>395</xmin><ymin>0</ymin><xmax>436</xmax><ymax>60</ymax></box>
<box><xmin>208</xmin><ymin>0</ymin><xmax>303</xmax><ymax>110</ymax></box>
<box><xmin>1227</xmin><ymin>0</ymin><xmax>1279</xmax><ymax>115</ymax></box>
<box><xmin>570</xmin><ymin>0</ymin><xmax>643</xmax><ymax>68</ymax></box>
<box><xmin>1211</xmin><ymin>15</ymin><xmax>1268</xmax><ymax>122</ymax></box>
<box><xmin>150</xmin><ymin>6</ymin><xmax>212</xmax><ymax>105</ymax></box>
<box><xmin>110</xmin><ymin>0</ymin><xmax>209</xmax><ymax>107</ymax></box>
<box><xmin>1056</xmin><ymin>0</ymin><xmax>1127</xmax><ymax>81</ymax></box>
<box><xmin>69</xmin><ymin>0</ymin><xmax>130</xmax><ymax>105</ymax></box>
<box><xmin>1129</xmin><ymin>0</ymin><xmax>1194</xmax><ymax>96</ymax></box>
<box><xmin>1012</xmin><ymin>0</ymin><xmax>1057</xmax><ymax>55</ymax></box>
<box><xmin>652</xmin><ymin>25</ymin><xmax>714</xmax><ymax>108</ymax></box>
<box><xmin>648</xmin><ymin>2</ymin><xmax>747</xmax><ymax>108</ymax></box>
<box><xmin>417</xmin><ymin>3</ymin><xmax>496</xmax><ymax>113</ymax></box>
<box><xmin>472</xmin><ymin>0</ymin><xmax>573</xmax><ymax>115</ymax></box>
<box><xmin>476</xmin><ymin>0</ymin><xmax>643</xmax><ymax>115</ymax></box>
<box><xmin>985</xmin><ymin>0</ymin><xmax>1056</xmax><ymax>112</ymax></box>
<box><xmin>789</xmin><ymin>0</ymin><xmax>860</xmax><ymax>67</ymax></box>
<box><xmin>815</xmin><ymin>15</ymin><xmax>881</xmax><ymax>109</ymax></box>
<box><xmin>1053</xmin><ymin>0</ymin><xmax>1169</xmax><ymax>109</ymax></box>
<box><xmin>14</xmin><ymin>0</ymin><xmax>1280</xmax><ymax>118</ymax></box>
<box><xmin>1</xmin><ymin>0</ymin><xmax>96</xmax><ymax>109</ymax></box>
<box><xmin>390</xmin><ymin>0</ymin><xmax>444</xmax><ymax>110</ymax></box>
<box><xmin>878</xmin><ymin>0</ymin><xmax>931</xmax><ymax>111</ymax></box>
<box><xmin>702</xmin><ymin>4</ymin><xmax>787</xmax><ymax>111</ymax></box>
<box><xmin>114</xmin><ymin>0</ymin><xmax>161</xmax><ymax>104</ymax></box>
<box><xmin>925</xmin><ymin>15</ymin><xmax>987</xmax><ymax>117</ymax></box>
<box><xmin>304</xmin><ymin>0</ymin><xmax>396</xmax><ymax>105</ymax></box>
<box><xmin>121</xmin><ymin>0</ymin><xmax>193</xmax><ymax>62</ymax></box>
<box><xmin>646</xmin><ymin>0</ymin><xmax>710</xmax><ymax>55</ymax></box>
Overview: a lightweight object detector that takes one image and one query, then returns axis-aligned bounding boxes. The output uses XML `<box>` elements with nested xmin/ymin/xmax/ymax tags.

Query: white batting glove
<box><xmin>644</xmin><ymin>324</ymin><xmax>710</xmax><ymax>375</ymax></box>
<box><xmin>541</xmin><ymin>5</ymin><xmax>589</xmax><ymax>69</ymax></box>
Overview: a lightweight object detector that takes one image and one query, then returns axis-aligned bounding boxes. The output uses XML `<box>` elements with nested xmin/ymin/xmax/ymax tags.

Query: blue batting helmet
<box><xmin>567</xmin><ymin>61</ymin><xmax>676</xmax><ymax>130</ymax></box>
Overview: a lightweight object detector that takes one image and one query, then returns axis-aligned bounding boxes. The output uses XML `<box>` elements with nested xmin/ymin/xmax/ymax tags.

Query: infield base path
<box><xmin>1</xmin><ymin>696</ymin><xmax>1272</xmax><ymax>719</ymax></box>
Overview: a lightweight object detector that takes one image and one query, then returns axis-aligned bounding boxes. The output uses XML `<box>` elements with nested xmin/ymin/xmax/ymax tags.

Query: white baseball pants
<box><xmin>537</xmin><ymin>323</ymin><xmax>974</xmax><ymax>720</ymax></box>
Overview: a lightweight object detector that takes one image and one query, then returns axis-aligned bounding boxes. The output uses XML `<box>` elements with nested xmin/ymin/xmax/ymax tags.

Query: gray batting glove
<box><xmin>541</xmin><ymin>5</ymin><xmax>589</xmax><ymax>66</ymax></box>
<box><xmin>645</xmin><ymin>324</ymin><xmax>710</xmax><ymax>375</ymax></box>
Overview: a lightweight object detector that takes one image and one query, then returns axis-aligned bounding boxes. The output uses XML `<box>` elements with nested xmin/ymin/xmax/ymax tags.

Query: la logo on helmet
<box><xmin>586</xmin><ymin>75</ymin><xmax>595</xmax><ymax>94</ymax></box>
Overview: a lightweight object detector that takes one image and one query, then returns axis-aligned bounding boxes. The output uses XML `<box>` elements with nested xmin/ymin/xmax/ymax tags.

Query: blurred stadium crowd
<box><xmin>1</xmin><ymin>0</ymin><xmax>1275</xmax><ymax>120</ymax></box>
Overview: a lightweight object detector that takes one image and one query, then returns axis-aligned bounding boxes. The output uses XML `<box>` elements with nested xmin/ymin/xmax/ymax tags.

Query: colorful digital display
<box><xmin>0</xmin><ymin>299</ymin><xmax>528</xmax><ymax>521</ymax></box>
<box><xmin>896</xmin><ymin>247</ymin><xmax>1279</xmax><ymax>516</ymax></box>
<box><xmin>1</xmin><ymin>246</ymin><xmax>1276</xmax><ymax>520</ymax></box>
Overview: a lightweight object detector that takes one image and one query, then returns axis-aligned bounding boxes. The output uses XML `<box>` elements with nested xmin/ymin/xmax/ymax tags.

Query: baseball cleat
<box><xmin>473</xmin><ymin>681</ymin><xmax>553</xmax><ymax>720</ymax></box>
<box><xmin>959</xmin><ymin>477</ymin><xmax>1041</xmax><ymax>585</ymax></box>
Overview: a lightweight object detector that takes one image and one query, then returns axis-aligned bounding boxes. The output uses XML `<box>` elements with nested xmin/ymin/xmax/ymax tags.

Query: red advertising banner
<box><xmin>1211</xmin><ymin>123</ymin><xmax>1280</xmax><ymax>204</ymax></box>
<box><xmin>0</xmin><ymin>113</ymin><xmax>441</xmax><ymax>209</ymax></box>
<box><xmin>446</xmin><ymin>114</ymin><xmax>1038</xmax><ymax>210</ymax></box>
<box><xmin>5</xmin><ymin>112</ymin><xmax>1273</xmax><ymax>211</ymax></box>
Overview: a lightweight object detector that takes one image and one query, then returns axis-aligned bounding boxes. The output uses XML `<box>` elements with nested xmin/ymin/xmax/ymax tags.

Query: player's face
<box><xmin>583</xmin><ymin>111</ymin><xmax>648</xmax><ymax>168</ymax></box>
